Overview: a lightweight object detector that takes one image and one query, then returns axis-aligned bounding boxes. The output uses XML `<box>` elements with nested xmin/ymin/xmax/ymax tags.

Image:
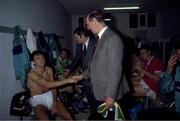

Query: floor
<box><xmin>74</xmin><ymin>110</ymin><xmax>90</xmax><ymax>120</ymax></box>
<box><xmin>56</xmin><ymin>109</ymin><xmax>90</xmax><ymax>120</ymax></box>
<box><xmin>22</xmin><ymin>110</ymin><xmax>90</xmax><ymax>120</ymax></box>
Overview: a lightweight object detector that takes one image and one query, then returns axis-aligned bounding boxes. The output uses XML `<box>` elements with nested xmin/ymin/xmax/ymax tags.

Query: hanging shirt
<box><xmin>26</xmin><ymin>28</ymin><xmax>37</xmax><ymax>54</ymax></box>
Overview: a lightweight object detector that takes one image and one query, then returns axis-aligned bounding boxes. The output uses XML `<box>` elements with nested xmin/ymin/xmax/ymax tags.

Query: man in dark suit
<box><xmin>64</xmin><ymin>27</ymin><xmax>97</xmax><ymax>118</ymax></box>
<box><xmin>74</xmin><ymin>10</ymin><xmax>130</xmax><ymax>119</ymax></box>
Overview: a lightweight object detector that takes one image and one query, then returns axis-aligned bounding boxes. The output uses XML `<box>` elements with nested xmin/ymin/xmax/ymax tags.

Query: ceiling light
<box><xmin>104</xmin><ymin>6</ymin><xmax>140</xmax><ymax>10</ymax></box>
<box><xmin>104</xmin><ymin>18</ymin><xmax>111</xmax><ymax>21</ymax></box>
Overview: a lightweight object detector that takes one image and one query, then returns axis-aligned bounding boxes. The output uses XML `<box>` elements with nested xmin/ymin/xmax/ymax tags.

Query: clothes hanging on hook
<box><xmin>12</xmin><ymin>25</ymin><xmax>31</xmax><ymax>89</ymax></box>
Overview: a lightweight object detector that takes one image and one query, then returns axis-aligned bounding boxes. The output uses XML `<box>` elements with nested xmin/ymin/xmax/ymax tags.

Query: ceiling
<box><xmin>58</xmin><ymin>0</ymin><xmax>180</xmax><ymax>15</ymax></box>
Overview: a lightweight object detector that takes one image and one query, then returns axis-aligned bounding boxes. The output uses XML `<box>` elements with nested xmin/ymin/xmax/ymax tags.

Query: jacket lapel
<box><xmin>93</xmin><ymin>28</ymin><xmax>109</xmax><ymax>58</ymax></box>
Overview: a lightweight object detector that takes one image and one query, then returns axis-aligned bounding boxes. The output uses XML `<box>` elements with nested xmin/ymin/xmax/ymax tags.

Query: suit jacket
<box><xmin>88</xmin><ymin>27</ymin><xmax>129</xmax><ymax>101</ymax></box>
<box><xmin>69</xmin><ymin>37</ymin><xmax>97</xmax><ymax>73</ymax></box>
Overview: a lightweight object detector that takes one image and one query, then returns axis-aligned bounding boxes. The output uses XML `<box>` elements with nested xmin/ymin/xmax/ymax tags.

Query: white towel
<box><xmin>26</xmin><ymin>28</ymin><xmax>37</xmax><ymax>54</ymax></box>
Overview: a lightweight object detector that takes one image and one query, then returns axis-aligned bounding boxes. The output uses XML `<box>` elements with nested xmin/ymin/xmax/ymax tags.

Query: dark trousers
<box><xmin>81</xmin><ymin>79</ymin><xmax>97</xmax><ymax>112</ymax></box>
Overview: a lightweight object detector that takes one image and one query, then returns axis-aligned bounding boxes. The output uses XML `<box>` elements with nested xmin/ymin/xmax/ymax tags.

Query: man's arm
<box><xmin>65</xmin><ymin>44</ymin><xmax>82</xmax><ymax>76</ymax></box>
<box><xmin>136</xmin><ymin>66</ymin><xmax>161</xmax><ymax>82</ymax></box>
<box><xmin>28</xmin><ymin>71</ymin><xmax>78</xmax><ymax>89</ymax></box>
<box><xmin>167</xmin><ymin>55</ymin><xmax>178</xmax><ymax>73</ymax></box>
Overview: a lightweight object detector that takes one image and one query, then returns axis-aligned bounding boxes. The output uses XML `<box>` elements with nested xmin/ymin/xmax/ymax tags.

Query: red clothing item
<box><xmin>143</xmin><ymin>56</ymin><xmax>164</xmax><ymax>93</ymax></box>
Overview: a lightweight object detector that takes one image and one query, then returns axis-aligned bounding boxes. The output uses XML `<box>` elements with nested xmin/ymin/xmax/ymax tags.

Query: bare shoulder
<box><xmin>28</xmin><ymin>69</ymin><xmax>35</xmax><ymax>76</ymax></box>
<box><xmin>28</xmin><ymin>69</ymin><xmax>38</xmax><ymax>78</ymax></box>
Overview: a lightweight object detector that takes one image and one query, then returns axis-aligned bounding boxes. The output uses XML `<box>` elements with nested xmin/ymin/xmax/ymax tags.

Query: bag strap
<box><xmin>97</xmin><ymin>102</ymin><xmax>125</xmax><ymax>120</ymax></box>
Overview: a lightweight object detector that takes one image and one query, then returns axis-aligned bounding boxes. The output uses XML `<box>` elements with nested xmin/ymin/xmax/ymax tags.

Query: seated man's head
<box><xmin>59</xmin><ymin>48</ymin><xmax>68</xmax><ymax>60</ymax></box>
<box><xmin>31</xmin><ymin>51</ymin><xmax>46</xmax><ymax>67</ymax></box>
<box><xmin>139</xmin><ymin>44</ymin><xmax>152</xmax><ymax>61</ymax></box>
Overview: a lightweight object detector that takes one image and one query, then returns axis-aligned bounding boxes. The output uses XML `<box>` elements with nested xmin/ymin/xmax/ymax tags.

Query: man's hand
<box><xmin>104</xmin><ymin>97</ymin><xmax>115</xmax><ymax>109</ymax></box>
<box><xmin>64</xmin><ymin>69</ymin><xmax>70</xmax><ymax>77</ymax></box>
<box><xmin>69</xmin><ymin>75</ymin><xmax>83</xmax><ymax>83</ymax></box>
<box><xmin>167</xmin><ymin>55</ymin><xmax>178</xmax><ymax>73</ymax></box>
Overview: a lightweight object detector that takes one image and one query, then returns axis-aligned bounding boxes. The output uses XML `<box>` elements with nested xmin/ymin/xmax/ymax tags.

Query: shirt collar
<box><xmin>98</xmin><ymin>26</ymin><xmax>108</xmax><ymax>40</ymax></box>
<box><xmin>84</xmin><ymin>37</ymin><xmax>89</xmax><ymax>48</ymax></box>
<box><xmin>146</xmin><ymin>56</ymin><xmax>154</xmax><ymax>67</ymax></box>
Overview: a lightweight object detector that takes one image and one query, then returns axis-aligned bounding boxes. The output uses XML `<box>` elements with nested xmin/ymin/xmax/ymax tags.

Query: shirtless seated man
<box><xmin>27</xmin><ymin>51</ymin><xmax>81</xmax><ymax>120</ymax></box>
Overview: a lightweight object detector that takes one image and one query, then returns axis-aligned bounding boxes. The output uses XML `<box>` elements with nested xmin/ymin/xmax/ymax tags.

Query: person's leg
<box><xmin>56</xmin><ymin>99</ymin><xmax>73</xmax><ymax>120</ymax></box>
<box><xmin>34</xmin><ymin>105</ymin><xmax>50</xmax><ymax>120</ymax></box>
<box><xmin>83</xmin><ymin>82</ymin><xmax>97</xmax><ymax>111</ymax></box>
<box><xmin>82</xmin><ymin>80</ymin><xmax>99</xmax><ymax>119</ymax></box>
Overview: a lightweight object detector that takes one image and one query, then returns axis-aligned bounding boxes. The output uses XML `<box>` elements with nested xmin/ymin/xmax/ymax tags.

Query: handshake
<box><xmin>68</xmin><ymin>75</ymin><xmax>83</xmax><ymax>83</ymax></box>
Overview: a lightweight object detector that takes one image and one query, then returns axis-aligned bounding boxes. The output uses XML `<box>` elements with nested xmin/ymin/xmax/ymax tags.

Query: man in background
<box><xmin>64</xmin><ymin>27</ymin><xmax>97</xmax><ymax>119</ymax></box>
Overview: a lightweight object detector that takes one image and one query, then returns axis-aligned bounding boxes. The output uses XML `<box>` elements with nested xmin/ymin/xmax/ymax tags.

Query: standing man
<box><xmin>74</xmin><ymin>9</ymin><xmax>129</xmax><ymax>119</ymax></box>
<box><xmin>64</xmin><ymin>27</ymin><xmax>97</xmax><ymax>118</ymax></box>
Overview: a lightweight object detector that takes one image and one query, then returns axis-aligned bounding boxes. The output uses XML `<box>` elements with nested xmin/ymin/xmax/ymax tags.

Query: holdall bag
<box><xmin>10</xmin><ymin>91</ymin><xmax>32</xmax><ymax>116</ymax></box>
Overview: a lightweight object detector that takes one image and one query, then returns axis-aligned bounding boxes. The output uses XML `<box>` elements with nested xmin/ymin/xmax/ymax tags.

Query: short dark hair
<box><xmin>73</xmin><ymin>27</ymin><xmax>89</xmax><ymax>37</ymax></box>
<box><xmin>31</xmin><ymin>50</ymin><xmax>45</xmax><ymax>61</ymax></box>
<box><xmin>139</xmin><ymin>44</ymin><xmax>152</xmax><ymax>53</ymax></box>
<box><xmin>87</xmin><ymin>9</ymin><xmax>104</xmax><ymax>22</ymax></box>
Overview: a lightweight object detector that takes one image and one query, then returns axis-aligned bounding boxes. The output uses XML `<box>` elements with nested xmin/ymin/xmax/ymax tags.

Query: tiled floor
<box><xmin>74</xmin><ymin>111</ymin><xmax>90</xmax><ymax>120</ymax></box>
<box><xmin>21</xmin><ymin>110</ymin><xmax>90</xmax><ymax>120</ymax></box>
<box><xmin>56</xmin><ymin>109</ymin><xmax>90</xmax><ymax>120</ymax></box>
<box><xmin>75</xmin><ymin>110</ymin><xmax>90</xmax><ymax>120</ymax></box>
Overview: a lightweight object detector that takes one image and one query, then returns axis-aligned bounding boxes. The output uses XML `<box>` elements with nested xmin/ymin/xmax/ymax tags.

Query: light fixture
<box><xmin>104</xmin><ymin>6</ymin><xmax>140</xmax><ymax>10</ymax></box>
<box><xmin>104</xmin><ymin>18</ymin><xmax>111</xmax><ymax>21</ymax></box>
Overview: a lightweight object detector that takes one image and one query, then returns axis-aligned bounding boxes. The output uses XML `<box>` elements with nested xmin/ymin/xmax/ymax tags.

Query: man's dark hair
<box><xmin>60</xmin><ymin>48</ymin><xmax>71</xmax><ymax>58</ymax></box>
<box><xmin>87</xmin><ymin>9</ymin><xmax>105</xmax><ymax>22</ymax></box>
<box><xmin>60</xmin><ymin>48</ymin><xmax>68</xmax><ymax>53</ymax></box>
<box><xmin>73</xmin><ymin>27</ymin><xmax>90</xmax><ymax>37</ymax></box>
<box><xmin>139</xmin><ymin>44</ymin><xmax>152</xmax><ymax>53</ymax></box>
<box><xmin>31</xmin><ymin>50</ymin><xmax>45</xmax><ymax>61</ymax></box>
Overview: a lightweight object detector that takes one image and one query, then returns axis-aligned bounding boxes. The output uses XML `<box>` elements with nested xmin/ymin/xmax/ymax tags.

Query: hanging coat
<box><xmin>12</xmin><ymin>25</ymin><xmax>31</xmax><ymax>88</ymax></box>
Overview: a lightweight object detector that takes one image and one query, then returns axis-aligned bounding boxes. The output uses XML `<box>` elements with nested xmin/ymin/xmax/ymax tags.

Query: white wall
<box><xmin>0</xmin><ymin>0</ymin><xmax>72</xmax><ymax>119</ymax></box>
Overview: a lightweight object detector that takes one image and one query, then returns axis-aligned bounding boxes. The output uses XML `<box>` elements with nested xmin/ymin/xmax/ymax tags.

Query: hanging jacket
<box><xmin>36</xmin><ymin>31</ymin><xmax>50</xmax><ymax>65</ymax></box>
<box><xmin>47</xmin><ymin>34</ymin><xmax>60</xmax><ymax>66</ymax></box>
<box><xmin>37</xmin><ymin>31</ymin><xmax>48</xmax><ymax>53</ymax></box>
<box><xmin>12</xmin><ymin>25</ymin><xmax>31</xmax><ymax>88</ymax></box>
